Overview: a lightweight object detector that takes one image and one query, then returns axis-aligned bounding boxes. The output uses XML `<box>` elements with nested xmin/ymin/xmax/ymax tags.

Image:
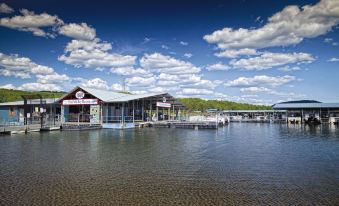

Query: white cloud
<box><xmin>177</xmin><ymin>88</ymin><xmax>214</xmax><ymax>95</ymax></box>
<box><xmin>0</xmin><ymin>3</ymin><xmax>14</xmax><ymax>14</ymax></box>
<box><xmin>18</xmin><ymin>83</ymin><xmax>62</xmax><ymax>91</ymax></box>
<box><xmin>161</xmin><ymin>44</ymin><xmax>169</xmax><ymax>50</ymax></box>
<box><xmin>229</xmin><ymin>52</ymin><xmax>314</xmax><ymax>70</ymax></box>
<box><xmin>142</xmin><ymin>37</ymin><xmax>151</xmax><ymax>44</ymax></box>
<box><xmin>215</xmin><ymin>48</ymin><xmax>258</xmax><ymax>58</ymax></box>
<box><xmin>278</xmin><ymin>66</ymin><xmax>302</xmax><ymax>72</ymax></box>
<box><xmin>0</xmin><ymin>84</ymin><xmax>16</xmax><ymax>89</ymax></box>
<box><xmin>204</xmin><ymin>0</ymin><xmax>339</xmax><ymax>53</ymax></box>
<box><xmin>111</xmin><ymin>83</ymin><xmax>127</xmax><ymax>92</ymax></box>
<box><xmin>183</xmin><ymin>53</ymin><xmax>193</xmax><ymax>58</ymax></box>
<box><xmin>180</xmin><ymin>41</ymin><xmax>188</xmax><ymax>46</ymax></box>
<box><xmin>225</xmin><ymin>75</ymin><xmax>296</xmax><ymax>88</ymax></box>
<box><xmin>324</xmin><ymin>38</ymin><xmax>333</xmax><ymax>43</ymax></box>
<box><xmin>125</xmin><ymin>76</ymin><xmax>156</xmax><ymax>87</ymax></box>
<box><xmin>206</xmin><ymin>62</ymin><xmax>230</xmax><ymax>71</ymax></box>
<box><xmin>0</xmin><ymin>9</ymin><xmax>63</xmax><ymax>37</ymax></box>
<box><xmin>110</xmin><ymin>67</ymin><xmax>151</xmax><ymax>77</ymax></box>
<box><xmin>58</xmin><ymin>23</ymin><xmax>96</xmax><ymax>40</ymax></box>
<box><xmin>80</xmin><ymin>78</ymin><xmax>109</xmax><ymax>90</ymax></box>
<box><xmin>36</xmin><ymin>73</ymin><xmax>69</xmax><ymax>84</ymax></box>
<box><xmin>328</xmin><ymin>57</ymin><xmax>339</xmax><ymax>62</ymax></box>
<box><xmin>0</xmin><ymin>52</ymin><xmax>55</xmax><ymax>79</ymax></box>
<box><xmin>140</xmin><ymin>53</ymin><xmax>200</xmax><ymax>74</ymax></box>
<box><xmin>181</xmin><ymin>79</ymin><xmax>220</xmax><ymax>90</ymax></box>
<box><xmin>157</xmin><ymin>73</ymin><xmax>201</xmax><ymax>86</ymax></box>
<box><xmin>240</xmin><ymin>87</ymin><xmax>272</xmax><ymax>93</ymax></box>
<box><xmin>240</xmin><ymin>86</ymin><xmax>306</xmax><ymax>98</ymax></box>
<box><xmin>59</xmin><ymin>38</ymin><xmax>137</xmax><ymax>69</ymax></box>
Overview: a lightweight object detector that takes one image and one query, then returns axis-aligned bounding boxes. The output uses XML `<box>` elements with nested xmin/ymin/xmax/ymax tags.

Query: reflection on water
<box><xmin>1</xmin><ymin>124</ymin><xmax>339</xmax><ymax>205</ymax></box>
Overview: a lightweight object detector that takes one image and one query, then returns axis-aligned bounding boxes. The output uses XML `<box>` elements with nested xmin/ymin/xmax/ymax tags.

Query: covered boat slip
<box><xmin>59</xmin><ymin>86</ymin><xmax>184</xmax><ymax>129</ymax></box>
<box><xmin>273</xmin><ymin>101</ymin><xmax>339</xmax><ymax>124</ymax></box>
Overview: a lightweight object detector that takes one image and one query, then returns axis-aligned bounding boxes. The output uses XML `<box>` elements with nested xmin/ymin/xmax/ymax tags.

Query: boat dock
<box><xmin>138</xmin><ymin>121</ymin><xmax>221</xmax><ymax>129</ymax></box>
<box><xmin>0</xmin><ymin>124</ymin><xmax>61</xmax><ymax>135</ymax></box>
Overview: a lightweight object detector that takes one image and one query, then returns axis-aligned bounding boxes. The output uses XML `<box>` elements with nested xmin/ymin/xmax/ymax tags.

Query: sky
<box><xmin>0</xmin><ymin>0</ymin><xmax>339</xmax><ymax>105</ymax></box>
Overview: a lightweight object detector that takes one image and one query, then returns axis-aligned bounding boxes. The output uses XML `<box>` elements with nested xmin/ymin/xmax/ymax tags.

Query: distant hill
<box><xmin>0</xmin><ymin>88</ymin><xmax>65</xmax><ymax>103</ymax></box>
<box><xmin>178</xmin><ymin>98</ymin><xmax>271</xmax><ymax>111</ymax></box>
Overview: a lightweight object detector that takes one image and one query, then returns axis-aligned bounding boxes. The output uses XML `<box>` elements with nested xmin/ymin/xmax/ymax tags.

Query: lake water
<box><xmin>1</xmin><ymin>123</ymin><xmax>339</xmax><ymax>205</ymax></box>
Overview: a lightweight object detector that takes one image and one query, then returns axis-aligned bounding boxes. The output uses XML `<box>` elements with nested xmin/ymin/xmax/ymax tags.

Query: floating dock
<box><xmin>0</xmin><ymin>124</ymin><xmax>61</xmax><ymax>135</ymax></box>
<box><xmin>149</xmin><ymin>121</ymin><xmax>220</xmax><ymax>129</ymax></box>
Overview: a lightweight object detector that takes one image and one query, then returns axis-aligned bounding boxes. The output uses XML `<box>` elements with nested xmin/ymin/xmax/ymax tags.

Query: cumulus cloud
<box><xmin>225</xmin><ymin>75</ymin><xmax>296</xmax><ymax>88</ymax></box>
<box><xmin>206</xmin><ymin>62</ymin><xmax>230</xmax><ymax>71</ymax></box>
<box><xmin>80</xmin><ymin>77</ymin><xmax>109</xmax><ymax>90</ymax></box>
<box><xmin>110</xmin><ymin>67</ymin><xmax>151</xmax><ymax>77</ymax></box>
<box><xmin>18</xmin><ymin>82</ymin><xmax>62</xmax><ymax>91</ymax></box>
<box><xmin>0</xmin><ymin>9</ymin><xmax>63</xmax><ymax>37</ymax></box>
<box><xmin>177</xmin><ymin>88</ymin><xmax>214</xmax><ymax>96</ymax></box>
<box><xmin>229</xmin><ymin>52</ymin><xmax>314</xmax><ymax>70</ymax></box>
<box><xmin>204</xmin><ymin>0</ymin><xmax>339</xmax><ymax>53</ymax></box>
<box><xmin>0</xmin><ymin>84</ymin><xmax>16</xmax><ymax>89</ymax></box>
<box><xmin>140</xmin><ymin>53</ymin><xmax>200</xmax><ymax>74</ymax></box>
<box><xmin>58</xmin><ymin>23</ymin><xmax>96</xmax><ymax>40</ymax></box>
<box><xmin>36</xmin><ymin>73</ymin><xmax>69</xmax><ymax>84</ymax></box>
<box><xmin>215</xmin><ymin>48</ymin><xmax>258</xmax><ymax>58</ymax></box>
<box><xmin>240</xmin><ymin>86</ymin><xmax>306</xmax><ymax>98</ymax></box>
<box><xmin>0</xmin><ymin>52</ymin><xmax>54</xmax><ymax>79</ymax></box>
<box><xmin>240</xmin><ymin>87</ymin><xmax>272</xmax><ymax>93</ymax></box>
<box><xmin>111</xmin><ymin>83</ymin><xmax>127</xmax><ymax>92</ymax></box>
<box><xmin>278</xmin><ymin>66</ymin><xmax>302</xmax><ymax>72</ymax></box>
<box><xmin>125</xmin><ymin>76</ymin><xmax>156</xmax><ymax>87</ymax></box>
<box><xmin>183</xmin><ymin>53</ymin><xmax>193</xmax><ymax>58</ymax></box>
<box><xmin>58</xmin><ymin>38</ymin><xmax>137</xmax><ymax>69</ymax></box>
<box><xmin>0</xmin><ymin>3</ymin><xmax>14</xmax><ymax>13</ymax></box>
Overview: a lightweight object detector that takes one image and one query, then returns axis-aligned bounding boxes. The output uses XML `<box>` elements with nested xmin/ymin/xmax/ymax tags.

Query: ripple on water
<box><xmin>1</xmin><ymin>125</ymin><xmax>339</xmax><ymax>205</ymax></box>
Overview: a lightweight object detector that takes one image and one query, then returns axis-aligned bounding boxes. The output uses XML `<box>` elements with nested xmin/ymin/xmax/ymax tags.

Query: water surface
<box><xmin>1</xmin><ymin>123</ymin><xmax>339</xmax><ymax>205</ymax></box>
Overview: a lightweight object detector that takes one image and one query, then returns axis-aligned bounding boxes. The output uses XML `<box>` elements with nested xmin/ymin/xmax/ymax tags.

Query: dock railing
<box><xmin>102</xmin><ymin>116</ymin><xmax>134</xmax><ymax>123</ymax></box>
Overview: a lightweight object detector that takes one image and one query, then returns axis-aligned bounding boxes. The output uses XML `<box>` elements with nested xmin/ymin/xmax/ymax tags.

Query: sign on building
<box><xmin>75</xmin><ymin>91</ymin><xmax>85</xmax><ymax>99</ymax></box>
<box><xmin>156</xmin><ymin>102</ymin><xmax>171</xmax><ymax>108</ymax></box>
<box><xmin>62</xmin><ymin>99</ymin><xmax>98</xmax><ymax>105</ymax></box>
<box><xmin>90</xmin><ymin>105</ymin><xmax>100</xmax><ymax>124</ymax></box>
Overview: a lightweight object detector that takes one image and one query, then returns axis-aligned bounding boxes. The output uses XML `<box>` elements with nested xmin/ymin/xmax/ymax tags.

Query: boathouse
<box><xmin>58</xmin><ymin>86</ymin><xmax>184</xmax><ymax>129</ymax></box>
<box><xmin>0</xmin><ymin>97</ymin><xmax>60</xmax><ymax>126</ymax></box>
<box><xmin>273</xmin><ymin>100</ymin><xmax>339</xmax><ymax>124</ymax></box>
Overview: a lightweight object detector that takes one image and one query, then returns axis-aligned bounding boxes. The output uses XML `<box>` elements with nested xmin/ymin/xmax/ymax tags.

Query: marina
<box><xmin>1</xmin><ymin>87</ymin><xmax>339</xmax><ymax>134</ymax></box>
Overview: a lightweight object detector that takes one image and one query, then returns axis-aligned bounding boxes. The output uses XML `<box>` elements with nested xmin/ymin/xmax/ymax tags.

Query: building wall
<box><xmin>0</xmin><ymin>106</ymin><xmax>20</xmax><ymax>124</ymax></box>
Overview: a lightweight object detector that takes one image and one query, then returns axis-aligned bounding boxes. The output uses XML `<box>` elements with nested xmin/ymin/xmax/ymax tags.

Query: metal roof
<box><xmin>81</xmin><ymin>87</ymin><xmax>168</xmax><ymax>102</ymax></box>
<box><xmin>222</xmin><ymin>110</ymin><xmax>286</xmax><ymax>113</ymax></box>
<box><xmin>273</xmin><ymin>103</ymin><xmax>339</xmax><ymax>109</ymax></box>
<box><xmin>0</xmin><ymin>98</ymin><xmax>59</xmax><ymax>106</ymax></box>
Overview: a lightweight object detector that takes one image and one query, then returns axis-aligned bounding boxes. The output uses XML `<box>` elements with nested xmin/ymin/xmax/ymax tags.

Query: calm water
<box><xmin>1</xmin><ymin>124</ymin><xmax>339</xmax><ymax>205</ymax></box>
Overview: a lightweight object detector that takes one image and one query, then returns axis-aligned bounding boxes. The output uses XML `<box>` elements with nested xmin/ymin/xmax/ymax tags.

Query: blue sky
<box><xmin>0</xmin><ymin>0</ymin><xmax>338</xmax><ymax>105</ymax></box>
